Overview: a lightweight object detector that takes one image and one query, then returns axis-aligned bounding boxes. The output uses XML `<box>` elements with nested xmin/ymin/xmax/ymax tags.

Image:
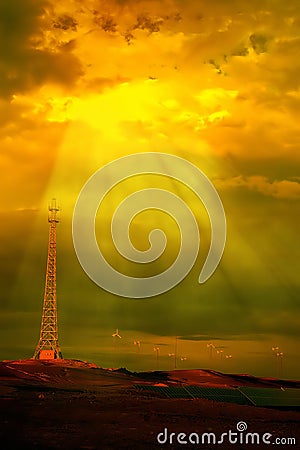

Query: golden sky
<box><xmin>0</xmin><ymin>0</ymin><xmax>299</xmax><ymax>378</ymax></box>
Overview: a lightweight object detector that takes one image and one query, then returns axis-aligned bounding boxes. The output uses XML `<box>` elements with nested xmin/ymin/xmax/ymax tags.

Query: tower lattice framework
<box><xmin>33</xmin><ymin>199</ymin><xmax>62</xmax><ymax>360</ymax></box>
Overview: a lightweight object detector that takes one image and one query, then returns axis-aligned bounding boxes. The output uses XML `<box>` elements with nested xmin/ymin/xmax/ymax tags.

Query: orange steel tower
<box><xmin>33</xmin><ymin>199</ymin><xmax>62</xmax><ymax>360</ymax></box>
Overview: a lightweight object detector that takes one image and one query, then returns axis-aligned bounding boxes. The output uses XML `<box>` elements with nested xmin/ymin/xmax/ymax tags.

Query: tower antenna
<box><xmin>33</xmin><ymin>198</ymin><xmax>62</xmax><ymax>359</ymax></box>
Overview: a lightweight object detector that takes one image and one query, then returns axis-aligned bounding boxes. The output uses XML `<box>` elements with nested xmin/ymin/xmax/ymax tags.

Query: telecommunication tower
<box><xmin>33</xmin><ymin>199</ymin><xmax>62</xmax><ymax>360</ymax></box>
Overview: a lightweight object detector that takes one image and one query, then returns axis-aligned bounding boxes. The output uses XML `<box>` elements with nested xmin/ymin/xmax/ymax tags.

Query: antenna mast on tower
<box><xmin>33</xmin><ymin>199</ymin><xmax>62</xmax><ymax>360</ymax></box>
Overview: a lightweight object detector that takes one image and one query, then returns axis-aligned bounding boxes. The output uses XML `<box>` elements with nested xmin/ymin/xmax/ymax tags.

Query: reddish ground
<box><xmin>0</xmin><ymin>359</ymin><xmax>299</xmax><ymax>449</ymax></box>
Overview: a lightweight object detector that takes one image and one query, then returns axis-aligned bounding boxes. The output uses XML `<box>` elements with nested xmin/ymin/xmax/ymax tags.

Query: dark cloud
<box><xmin>0</xmin><ymin>0</ymin><xmax>45</xmax><ymax>43</ymax></box>
<box><xmin>249</xmin><ymin>33</ymin><xmax>270</xmax><ymax>54</ymax></box>
<box><xmin>207</xmin><ymin>58</ymin><xmax>226</xmax><ymax>75</ymax></box>
<box><xmin>53</xmin><ymin>14</ymin><xmax>78</xmax><ymax>31</ymax></box>
<box><xmin>231</xmin><ymin>46</ymin><xmax>249</xmax><ymax>57</ymax></box>
<box><xmin>0</xmin><ymin>51</ymin><xmax>83</xmax><ymax>98</ymax></box>
<box><xmin>181</xmin><ymin>335</ymin><xmax>230</xmax><ymax>341</ymax></box>
<box><xmin>93</xmin><ymin>12</ymin><xmax>117</xmax><ymax>33</ymax></box>
<box><xmin>133</xmin><ymin>13</ymin><xmax>164</xmax><ymax>33</ymax></box>
<box><xmin>0</xmin><ymin>0</ymin><xmax>82</xmax><ymax>97</ymax></box>
<box><xmin>123</xmin><ymin>30</ymin><xmax>135</xmax><ymax>45</ymax></box>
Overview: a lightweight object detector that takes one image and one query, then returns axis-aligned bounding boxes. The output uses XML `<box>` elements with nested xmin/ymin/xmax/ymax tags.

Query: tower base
<box><xmin>39</xmin><ymin>350</ymin><xmax>55</xmax><ymax>360</ymax></box>
<box><xmin>35</xmin><ymin>349</ymin><xmax>63</xmax><ymax>360</ymax></box>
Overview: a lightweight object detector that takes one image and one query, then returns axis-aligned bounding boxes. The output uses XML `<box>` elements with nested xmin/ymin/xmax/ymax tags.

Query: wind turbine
<box><xmin>216</xmin><ymin>349</ymin><xmax>224</xmax><ymax>369</ymax></box>
<box><xmin>276</xmin><ymin>352</ymin><xmax>284</xmax><ymax>378</ymax></box>
<box><xmin>112</xmin><ymin>329</ymin><xmax>122</xmax><ymax>368</ymax></box>
<box><xmin>272</xmin><ymin>346</ymin><xmax>280</xmax><ymax>377</ymax></box>
<box><xmin>134</xmin><ymin>340</ymin><xmax>141</xmax><ymax>369</ymax></box>
<box><xmin>225</xmin><ymin>354</ymin><xmax>233</xmax><ymax>369</ymax></box>
<box><xmin>112</xmin><ymin>329</ymin><xmax>122</xmax><ymax>338</ymax></box>
<box><xmin>216</xmin><ymin>350</ymin><xmax>224</xmax><ymax>360</ymax></box>
<box><xmin>207</xmin><ymin>343</ymin><xmax>215</xmax><ymax>363</ymax></box>
<box><xmin>168</xmin><ymin>352</ymin><xmax>176</xmax><ymax>370</ymax></box>
<box><xmin>153</xmin><ymin>347</ymin><xmax>160</xmax><ymax>370</ymax></box>
<box><xmin>174</xmin><ymin>335</ymin><xmax>178</xmax><ymax>369</ymax></box>
<box><xmin>134</xmin><ymin>340</ymin><xmax>141</xmax><ymax>348</ymax></box>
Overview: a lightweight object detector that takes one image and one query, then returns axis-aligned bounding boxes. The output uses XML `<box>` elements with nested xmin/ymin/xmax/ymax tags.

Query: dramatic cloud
<box><xmin>0</xmin><ymin>0</ymin><xmax>82</xmax><ymax>97</ymax></box>
<box><xmin>216</xmin><ymin>176</ymin><xmax>300</xmax><ymax>199</ymax></box>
